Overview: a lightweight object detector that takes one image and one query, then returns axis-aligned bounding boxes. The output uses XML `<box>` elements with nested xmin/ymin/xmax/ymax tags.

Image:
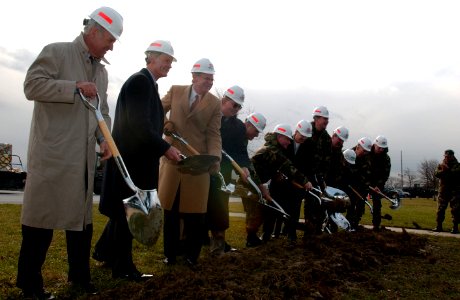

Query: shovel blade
<box><xmin>329</xmin><ymin>212</ymin><xmax>351</xmax><ymax>231</ymax></box>
<box><xmin>123</xmin><ymin>189</ymin><xmax>163</xmax><ymax>246</ymax></box>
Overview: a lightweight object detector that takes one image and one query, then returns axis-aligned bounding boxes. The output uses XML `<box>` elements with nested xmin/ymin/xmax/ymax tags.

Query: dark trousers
<box><xmin>163</xmin><ymin>188</ymin><xmax>205</xmax><ymax>263</ymax></box>
<box><xmin>17</xmin><ymin>224</ymin><xmax>93</xmax><ymax>292</ymax></box>
<box><xmin>372</xmin><ymin>196</ymin><xmax>382</xmax><ymax>228</ymax></box>
<box><xmin>94</xmin><ymin>218</ymin><xmax>136</xmax><ymax>276</ymax></box>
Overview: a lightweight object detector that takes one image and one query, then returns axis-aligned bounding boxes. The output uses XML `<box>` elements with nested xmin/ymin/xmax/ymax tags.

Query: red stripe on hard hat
<box><xmin>337</xmin><ymin>129</ymin><xmax>341</xmax><ymax>134</ymax></box>
<box><xmin>314</xmin><ymin>109</ymin><xmax>321</xmax><ymax>113</ymax></box>
<box><xmin>227</xmin><ymin>89</ymin><xmax>235</xmax><ymax>94</ymax></box>
<box><xmin>151</xmin><ymin>42</ymin><xmax>162</xmax><ymax>47</ymax></box>
<box><xmin>251</xmin><ymin>115</ymin><xmax>259</xmax><ymax>123</ymax></box>
<box><xmin>98</xmin><ymin>11</ymin><xmax>113</xmax><ymax>24</ymax></box>
<box><xmin>278</xmin><ymin>128</ymin><xmax>286</xmax><ymax>132</ymax></box>
<box><xmin>193</xmin><ymin>64</ymin><xmax>201</xmax><ymax>68</ymax></box>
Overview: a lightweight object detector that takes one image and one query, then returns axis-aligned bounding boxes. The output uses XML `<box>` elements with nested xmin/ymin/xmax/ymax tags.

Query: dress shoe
<box><xmin>432</xmin><ymin>226</ymin><xmax>443</xmax><ymax>232</ymax></box>
<box><xmin>163</xmin><ymin>257</ymin><xmax>176</xmax><ymax>266</ymax></box>
<box><xmin>23</xmin><ymin>289</ymin><xmax>55</xmax><ymax>300</ymax></box>
<box><xmin>224</xmin><ymin>242</ymin><xmax>237</xmax><ymax>252</ymax></box>
<box><xmin>185</xmin><ymin>258</ymin><xmax>198</xmax><ymax>271</ymax></box>
<box><xmin>113</xmin><ymin>270</ymin><xmax>153</xmax><ymax>282</ymax></box>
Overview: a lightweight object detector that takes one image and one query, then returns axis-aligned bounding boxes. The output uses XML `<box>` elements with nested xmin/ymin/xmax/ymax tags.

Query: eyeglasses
<box><xmin>231</xmin><ymin>101</ymin><xmax>242</xmax><ymax>109</ymax></box>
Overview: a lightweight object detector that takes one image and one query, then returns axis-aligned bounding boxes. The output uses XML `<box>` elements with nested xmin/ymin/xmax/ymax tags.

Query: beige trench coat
<box><xmin>21</xmin><ymin>33</ymin><xmax>111</xmax><ymax>231</ymax></box>
<box><xmin>158</xmin><ymin>85</ymin><xmax>221</xmax><ymax>213</ymax></box>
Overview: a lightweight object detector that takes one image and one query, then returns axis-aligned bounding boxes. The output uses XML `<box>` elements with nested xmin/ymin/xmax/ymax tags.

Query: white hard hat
<box><xmin>358</xmin><ymin>137</ymin><xmax>372</xmax><ymax>152</ymax></box>
<box><xmin>374</xmin><ymin>135</ymin><xmax>388</xmax><ymax>148</ymax></box>
<box><xmin>333</xmin><ymin>126</ymin><xmax>349</xmax><ymax>141</ymax></box>
<box><xmin>145</xmin><ymin>40</ymin><xmax>176</xmax><ymax>61</ymax></box>
<box><xmin>273</xmin><ymin>123</ymin><xmax>293</xmax><ymax>140</ymax></box>
<box><xmin>224</xmin><ymin>85</ymin><xmax>244</xmax><ymax>105</ymax></box>
<box><xmin>296</xmin><ymin>120</ymin><xmax>312</xmax><ymax>137</ymax></box>
<box><xmin>343</xmin><ymin>149</ymin><xmax>356</xmax><ymax>165</ymax></box>
<box><xmin>312</xmin><ymin>106</ymin><xmax>329</xmax><ymax>118</ymax></box>
<box><xmin>89</xmin><ymin>7</ymin><xmax>123</xmax><ymax>40</ymax></box>
<box><xmin>246</xmin><ymin>112</ymin><xmax>266</xmax><ymax>133</ymax></box>
<box><xmin>191</xmin><ymin>58</ymin><xmax>215</xmax><ymax>74</ymax></box>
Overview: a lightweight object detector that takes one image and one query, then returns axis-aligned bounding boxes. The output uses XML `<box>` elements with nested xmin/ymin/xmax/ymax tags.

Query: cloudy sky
<box><xmin>1</xmin><ymin>0</ymin><xmax>460</xmax><ymax>183</ymax></box>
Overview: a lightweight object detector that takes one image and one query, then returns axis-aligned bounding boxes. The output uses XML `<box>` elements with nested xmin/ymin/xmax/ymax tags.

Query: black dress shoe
<box><xmin>224</xmin><ymin>242</ymin><xmax>237</xmax><ymax>252</ymax></box>
<box><xmin>163</xmin><ymin>257</ymin><xmax>177</xmax><ymax>266</ymax></box>
<box><xmin>23</xmin><ymin>289</ymin><xmax>55</xmax><ymax>300</ymax></box>
<box><xmin>113</xmin><ymin>270</ymin><xmax>153</xmax><ymax>282</ymax></box>
<box><xmin>69</xmin><ymin>282</ymin><xmax>99</xmax><ymax>295</ymax></box>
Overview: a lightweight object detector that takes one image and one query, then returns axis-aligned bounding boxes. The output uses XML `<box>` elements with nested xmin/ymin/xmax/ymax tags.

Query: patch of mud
<box><xmin>93</xmin><ymin>228</ymin><xmax>429</xmax><ymax>299</ymax></box>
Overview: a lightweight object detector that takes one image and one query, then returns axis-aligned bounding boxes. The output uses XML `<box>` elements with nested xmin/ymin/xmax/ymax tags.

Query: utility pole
<box><xmin>400</xmin><ymin>150</ymin><xmax>404</xmax><ymax>188</ymax></box>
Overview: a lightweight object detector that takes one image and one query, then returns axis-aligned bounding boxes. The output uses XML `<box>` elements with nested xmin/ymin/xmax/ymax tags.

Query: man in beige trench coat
<box><xmin>16</xmin><ymin>7</ymin><xmax>123</xmax><ymax>298</ymax></box>
<box><xmin>159</xmin><ymin>58</ymin><xmax>221</xmax><ymax>266</ymax></box>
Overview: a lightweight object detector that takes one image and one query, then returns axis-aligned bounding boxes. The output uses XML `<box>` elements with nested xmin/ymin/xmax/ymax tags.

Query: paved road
<box><xmin>2</xmin><ymin>190</ymin><xmax>458</xmax><ymax>238</ymax></box>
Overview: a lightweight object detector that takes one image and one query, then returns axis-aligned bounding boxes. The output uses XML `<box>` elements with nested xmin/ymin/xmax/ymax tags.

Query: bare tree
<box><xmin>385</xmin><ymin>176</ymin><xmax>399</xmax><ymax>188</ymax></box>
<box><xmin>404</xmin><ymin>167</ymin><xmax>416</xmax><ymax>188</ymax></box>
<box><xmin>417</xmin><ymin>159</ymin><xmax>438</xmax><ymax>190</ymax></box>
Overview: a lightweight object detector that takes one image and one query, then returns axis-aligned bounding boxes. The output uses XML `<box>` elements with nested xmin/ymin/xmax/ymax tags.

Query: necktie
<box><xmin>190</xmin><ymin>95</ymin><xmax>200</xmax><ymax>112</ymax></box>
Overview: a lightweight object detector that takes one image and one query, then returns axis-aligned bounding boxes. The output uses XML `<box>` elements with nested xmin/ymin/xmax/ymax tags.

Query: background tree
<box><xmin>404</xmin><ymin>167</ymin><xmax>416</xmax><ymax>188</ymax></box>
<box><xmin>417</xmin><ymin>159</ymin><xmax>438</xmax><ymax>190</ymax></box>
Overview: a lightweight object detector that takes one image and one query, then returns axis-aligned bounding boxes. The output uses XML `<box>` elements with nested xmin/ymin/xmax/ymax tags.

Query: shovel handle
<box><xmin>97</xmin><ymin>117</ymin><xmax>120</xmax><ymax>157</ymax></box>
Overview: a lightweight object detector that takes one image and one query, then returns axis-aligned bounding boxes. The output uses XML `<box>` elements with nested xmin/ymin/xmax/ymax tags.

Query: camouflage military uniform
<box><xmin>243</xmin><ymin>132</ymin><xmax>308</xmax><ymax>244</ymax></box>
<box><xmin>369</xmin><ymin>145</ymin><xmax>391</xmax><ymax>230</ymax></box>
<box><xmin>346</xmin><ymin>146</ymin><xmax>372</xmax><ymax>230</ymax></box>
<box><xmin>434</xmin><ymin>154</ymin><xmax>460</xmax><ymax>232</ymax></box>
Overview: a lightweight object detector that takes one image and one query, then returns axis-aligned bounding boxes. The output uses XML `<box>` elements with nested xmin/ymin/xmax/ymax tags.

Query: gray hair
<box><xmin>145</xmin><ymin>51</ymin><xmax>162</xmax><ymax>64</ymax></box>
<box><xmin>83</xmin><ymin>19</ymin><xmax>104</xmax><ymax>35</ymax></box>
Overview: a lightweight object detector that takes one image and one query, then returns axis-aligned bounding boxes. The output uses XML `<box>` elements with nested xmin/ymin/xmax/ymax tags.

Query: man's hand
<box><xmin>164</xmin><ymin>146</ymin><xmax>181</xmax><ymax>162</ymax></box>
<box><xmin>99</xmin><ymin>141</ymin><xmax>112</xmax><ymax>160</ymax></box>
<box><xmin>239</xmin><ymin>167</ymin><xmax>250</xmax><ymax>183</ymax></box>
<box><xmin>76</xmin><ymin>81</ymin><xmax>98</xmax><ymax>98</ymax></box>
<box><xmin>304</xmin><ymin>181</ymin><xmax>313</xmax><ymax>191</ymax></box>
<box><xmin>208</xmin><ymin>161</ymin><xmax>220</xmax><ymax>175</ymax></box>
<box><xmin>259</xmin><ymin>184</ymin><xmax>272</xmax><ymax>202</ymax></box>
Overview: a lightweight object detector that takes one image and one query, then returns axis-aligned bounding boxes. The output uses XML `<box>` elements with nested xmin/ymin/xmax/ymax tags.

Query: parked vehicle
<box><xmin>0</xmin><ymin>143</ymin><xmax>27</xmax><ymax>190</ymax></box>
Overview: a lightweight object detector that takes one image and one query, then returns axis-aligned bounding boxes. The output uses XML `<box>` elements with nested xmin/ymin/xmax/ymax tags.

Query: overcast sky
<box><xmin>1</xmin><ymin>0</ymin><xmax>460</xmax><ymax>183</ymax></box>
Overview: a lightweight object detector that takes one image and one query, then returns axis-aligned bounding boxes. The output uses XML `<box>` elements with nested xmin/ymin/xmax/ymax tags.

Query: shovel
<box><xmin>221</xmin><ymin>149</ymin><xmax>290</xmax><ymax>219</ymax></box>
<box><xmin>79</xmin><ymin>91</ymin><xmax>162</xmax><ymax>246</ymax></box>
<box><xmin>369</xmin><ymin>186</ymin><xmax>401</xmax><ymax>210</ymax></box>
<box><xmin>163</xmin><ymin>124</ymin><xmax>234</xmax><ymax>194</ymax></box>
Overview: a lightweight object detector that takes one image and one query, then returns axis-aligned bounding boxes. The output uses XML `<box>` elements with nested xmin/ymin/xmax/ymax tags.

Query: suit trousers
<box><xmin>17</xmin><ymin>224</ymin><xmax>93</xmax><ymax>292</ymax></box>
<box><xmin>95</xmin><ymin>218</ymin><xmax>136</xmax><ymax>276</ymax></box>
<box><xmin>163</xmin><ymin>187</ymin><xmax>205</xmax><ymax>263</ymax></box>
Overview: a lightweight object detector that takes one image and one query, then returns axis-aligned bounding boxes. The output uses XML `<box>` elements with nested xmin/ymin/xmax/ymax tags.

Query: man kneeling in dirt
<box><xmin>242</xmin><ymin>124</ymin><xmax>312</xmax><ymax>247</ymax></box>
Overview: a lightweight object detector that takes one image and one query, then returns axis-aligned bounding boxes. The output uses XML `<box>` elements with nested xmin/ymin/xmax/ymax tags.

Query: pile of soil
<box><xmin>94</xmin><ymin>228</ymin><xmax>429</xmax><ymax>299</ymax></box>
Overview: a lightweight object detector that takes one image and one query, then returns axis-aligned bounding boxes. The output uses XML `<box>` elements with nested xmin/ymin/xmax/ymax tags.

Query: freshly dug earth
<box><xmin>93</xmin><ymin>228</ymin><xmax>429</xmax><ymax>299</ymax></box>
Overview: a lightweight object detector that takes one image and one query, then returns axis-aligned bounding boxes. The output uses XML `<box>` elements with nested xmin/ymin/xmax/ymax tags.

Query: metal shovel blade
<box><xmin>123</xmin><ymin>189</ymin><xmax>163</xmax><ymax>246</ymax></box>
<box><xmin>329</xmin><ymin>212</ymin><xmax>352</xmax><ymax>231</ymax></box>
<box><xmin>177</xmin><ymin>154</ymin><xmax>219</xmax><ymax>175</ymax></box>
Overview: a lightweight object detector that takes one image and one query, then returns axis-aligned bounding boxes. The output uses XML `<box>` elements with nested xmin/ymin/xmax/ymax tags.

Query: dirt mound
<box><xmin>93</xmin><ymin>228</ymin><xmax>429</xmax><ymax>299</ymax></box>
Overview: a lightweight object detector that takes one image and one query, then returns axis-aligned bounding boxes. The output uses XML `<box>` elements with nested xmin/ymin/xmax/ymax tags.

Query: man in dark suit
<box><xmin>93</xmin><ymin>40</ymin><xmax>181</xmax><ymax>280</ymax></box>
<box><xmin>206</xmin><ymin>85</ymin><xmax>248</xmax><ymax>255</ymax></box>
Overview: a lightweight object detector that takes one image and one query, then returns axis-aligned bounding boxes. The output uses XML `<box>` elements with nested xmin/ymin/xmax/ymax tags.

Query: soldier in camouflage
<box><xmin>243</xmin><ymin>124</ymin><xmax>312</xmax><ymax>246</ymax></box>
<box><xmin>433</xmin><ymin>149</ymin><xmax>460</xmax><ymax>234</ymax></box>
<box><xmin>346</xmin><ymin>137</ymin><xmax>373</xmax><ymax>230</ymax></box>
<box><xmin>368</xmin><ymin>136</ymin><xmax>391</xmax><ymax>231</ymax></box>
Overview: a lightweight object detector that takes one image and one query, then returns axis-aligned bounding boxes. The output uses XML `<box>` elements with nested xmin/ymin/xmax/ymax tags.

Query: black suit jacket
<box><xmin>100</xmin><ymin>68</ymin><xmax>170</xmax><ymax>218</ymax></box>
<box><xmin>220</xmin><ymin>116</ymin><xmax>250</xmax><ymax>181</ymax></box>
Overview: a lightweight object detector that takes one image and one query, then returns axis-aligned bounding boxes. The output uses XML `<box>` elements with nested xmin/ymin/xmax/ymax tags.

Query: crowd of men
<box><xmin>23</xmin><ymin>6</ymin><xmax>460</xmax><ymax>300</ymax></box>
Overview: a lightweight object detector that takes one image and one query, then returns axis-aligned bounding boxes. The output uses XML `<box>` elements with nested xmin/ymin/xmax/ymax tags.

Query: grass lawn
<box><xmin>0</xmin><ymin>197</ymin><xmax>455</xmax><ymax>299</ymax></box>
